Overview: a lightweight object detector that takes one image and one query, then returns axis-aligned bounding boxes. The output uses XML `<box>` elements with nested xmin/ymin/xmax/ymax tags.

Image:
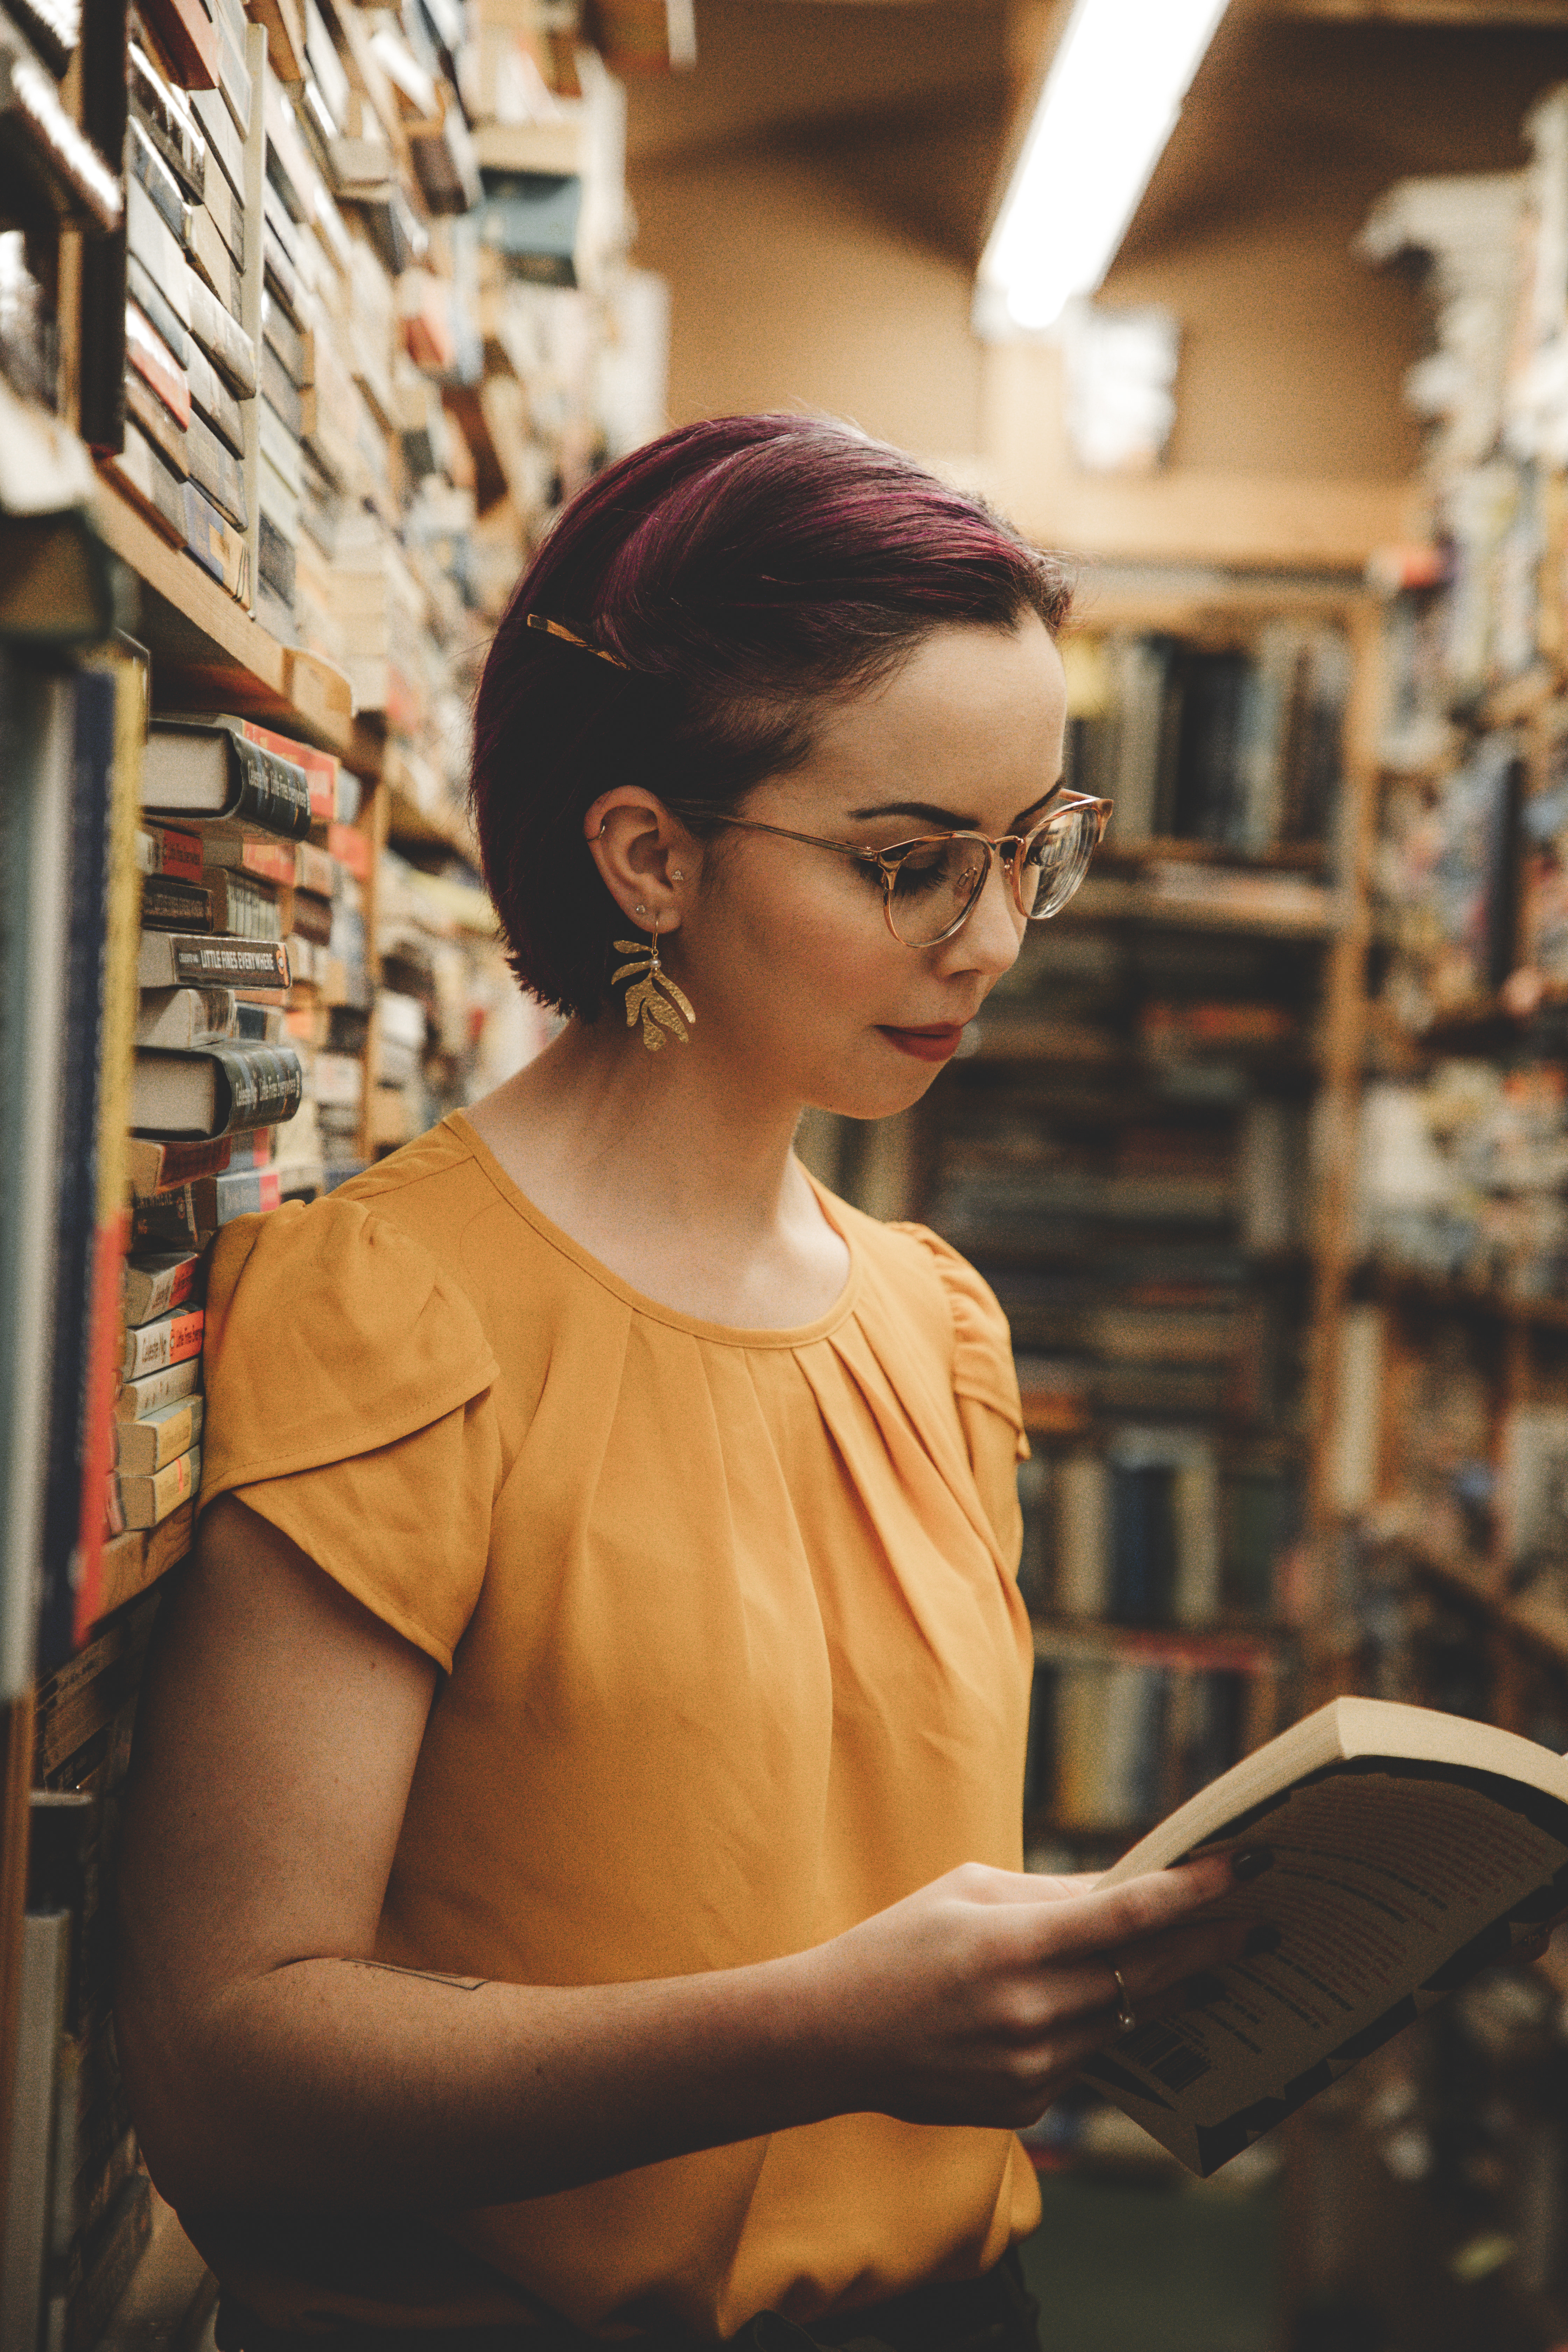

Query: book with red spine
<box><xmin>238</xmin><ymin>719</ymin><xmax>340</xmax><ymax>824</ymax></box>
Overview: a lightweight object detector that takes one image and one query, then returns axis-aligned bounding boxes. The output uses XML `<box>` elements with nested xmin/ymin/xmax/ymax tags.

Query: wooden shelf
<box><xmin>1073</xmin><ymin>874</ymin><xmax>1342</xmax><ymax>939</ymax></box>
<box><xmin>1373</xmin><ymin>1267</ymin><xmax>1568</xmax><ymax>1335</ymax></box>
<box><xmin>95</xmin><ymin>478</ymin><xmax>360</xmax><ymax>763</ymax></box>
<box><xmin>1098</xmin><ymin>836</ymin><xmax>1328</xmax><ymax>874</ymax></box>
<box><xmin>1031</xmin><ymin>1616</ymin><xmax>1291</xmax><ymax>1671</ymax></box>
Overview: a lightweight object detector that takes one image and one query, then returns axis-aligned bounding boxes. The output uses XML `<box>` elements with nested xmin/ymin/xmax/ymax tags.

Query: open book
<box><xmin>1086</xmin><ymin>1697</ymin><xmax>1568</xmax><ymax>2175</ymax></box>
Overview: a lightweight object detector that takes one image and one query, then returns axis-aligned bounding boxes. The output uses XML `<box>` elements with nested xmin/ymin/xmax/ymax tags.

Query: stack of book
<box><xmin>129</xmin><ymin>709</ymin><xmax>308</xmax><ymax>1241</ymax></box>
<box><xmin>1024</xmin><ymin>1649</ymin><xmax>1250</xmax><ymax>1839</ymax></box>
<box><xmin>23</xmin><ymin>1595</ymin><xmax>166</xmax><ymax>2352</ymax></box>
<box><xmin>1060</xmin><ymin>622</ymin><xmax>1352</xmax><ymax>855</ymax></box>
<box><xmin>257</xmin><ymin>57</ymin><xmax>311</xmax><ymax>638</ymax></box>
<box><xmin>373</xmin><ymin>845</ymin><xmax>549</xmax><ymax>1149</ymax></box>
<box><xmin>115</xmin><ymin>10</ymin><xmax>255</xmax><ymax>601</ymax></box>
<box><xmin>101</xmin><ymin>715</ymin><xmax>309</xmax><ymax>1618</ymax></box>
<box><xmin>1357</xmin><ymin>1058</ymin><xmax>1568</xmax><ymax>1296</ymax></box>
<box><xmin>1025</xmin><ymin>1436</ymin><xmax>1301</xmax><ymax>1625</ymax></box>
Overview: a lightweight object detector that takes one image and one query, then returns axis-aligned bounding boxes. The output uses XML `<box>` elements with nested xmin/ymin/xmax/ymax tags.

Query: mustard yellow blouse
<box><xmin>192</xmin><ymin>1111</ymin><xmax>1041</xmax><ymax>2336</ymax></box>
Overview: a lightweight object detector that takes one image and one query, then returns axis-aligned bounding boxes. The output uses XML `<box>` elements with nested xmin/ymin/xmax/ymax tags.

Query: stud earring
<box><xmin>612</xmin><ymin>912</ymin><xmax>695</xmax><ymax>1052</ymax></box>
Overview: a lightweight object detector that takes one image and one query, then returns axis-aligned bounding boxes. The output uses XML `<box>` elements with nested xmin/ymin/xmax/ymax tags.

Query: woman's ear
<box><xmin>584</xmin><ymin>790</ymin><xmax>693</xmax><ymax>935</ymax></box>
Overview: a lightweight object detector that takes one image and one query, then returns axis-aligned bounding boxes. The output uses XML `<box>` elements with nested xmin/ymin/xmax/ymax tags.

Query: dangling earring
<box><xmin>612</xmin><ymin>912</ymin><xmax>696</xmax><ymax>1052</ymax></box>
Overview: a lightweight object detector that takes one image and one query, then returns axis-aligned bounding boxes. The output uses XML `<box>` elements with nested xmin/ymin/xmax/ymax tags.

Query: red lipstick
<box><xmin>877</xmin><ymin>1024</ymin><xmax>965</xmax><ymax>1063</ymax></box>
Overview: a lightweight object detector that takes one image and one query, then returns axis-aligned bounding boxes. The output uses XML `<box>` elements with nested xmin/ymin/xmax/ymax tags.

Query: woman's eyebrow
<box><xmin>847</xmin><ymin>798</ymin><xmax>977</xmax><ymax>828</ymax></box>
<box><xmin>846</xmin><ymin>790</ymin><xmax>1060</xmax><ymax>832</ymax></box>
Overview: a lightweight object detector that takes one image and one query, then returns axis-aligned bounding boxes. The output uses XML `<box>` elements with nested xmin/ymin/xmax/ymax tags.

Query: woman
<box><xmin>116</xmin><ymin>416</ymin><xmax>1269</xmax><ymax>2350</ymax></box>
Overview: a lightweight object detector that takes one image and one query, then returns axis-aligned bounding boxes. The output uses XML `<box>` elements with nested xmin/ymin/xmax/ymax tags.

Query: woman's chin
<box><xmin>813</xmin><ymin>1063</ymin><xmax>953</xmax><ymax>1125</ymax></box>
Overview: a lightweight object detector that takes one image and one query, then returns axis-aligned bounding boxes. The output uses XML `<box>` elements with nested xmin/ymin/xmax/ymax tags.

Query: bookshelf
<box><xmin>0</xmin><ymin>0</ymin><xmax>673</xmax><ymax>2338</ymax></box>
<box><xmin>1250</xmin><ymin>81</ymin><xmax>1568</xmax><ymax>2350</ymax></box>
<box><xmin>799</xmin><ymin>575</ymin><xmax>1383</xmax><ymax>2187</ymax></box>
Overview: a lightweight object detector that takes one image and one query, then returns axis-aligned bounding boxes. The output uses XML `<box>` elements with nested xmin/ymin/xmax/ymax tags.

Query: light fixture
<box><xmin>976</xmin><ymin>0</ymin><xmax>1229</xmax><ymax>338</ymax></box>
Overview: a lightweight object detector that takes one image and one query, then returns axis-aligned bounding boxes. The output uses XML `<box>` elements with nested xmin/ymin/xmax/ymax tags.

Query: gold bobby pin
<box><xmin>525</xmin><ymin>612</ymin><xmax>631</xmax><ymax>670</ymax></box>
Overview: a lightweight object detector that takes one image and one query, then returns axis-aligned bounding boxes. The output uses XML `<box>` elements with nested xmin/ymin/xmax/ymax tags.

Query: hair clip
<box><xmin>524</xmin><ymin>612</ymin><xmax>631</xmax><ymax>670</ymax></box>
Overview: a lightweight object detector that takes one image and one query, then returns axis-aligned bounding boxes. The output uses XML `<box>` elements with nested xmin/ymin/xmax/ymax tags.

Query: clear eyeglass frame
<box><xmin>682</xmin><ymin>793</ymin><xmax>1113</xmax><ymax>949</ymax></box>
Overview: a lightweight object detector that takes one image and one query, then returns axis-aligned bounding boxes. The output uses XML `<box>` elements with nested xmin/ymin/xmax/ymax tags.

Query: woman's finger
<box><xmin>1030</xmin><ymin>1915</ymin><xmax>1262</xmax><ymax>2036</ymax></box>
<box><xmin>1026</xmin><ymin>1852</ymin><xmax>1253</xmax><ymax>1962</ymax></box>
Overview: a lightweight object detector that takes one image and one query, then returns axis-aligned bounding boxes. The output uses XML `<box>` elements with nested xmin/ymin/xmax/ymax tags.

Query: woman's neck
<box><xmin>463</xmin><ymin>1017</ymin><xmax>852</xmax><ymax>1329</ymax></box>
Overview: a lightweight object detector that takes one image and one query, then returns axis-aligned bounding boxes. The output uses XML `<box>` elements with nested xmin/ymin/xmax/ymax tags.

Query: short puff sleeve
<box><xmin>200</xmin><ymin>1195</ymin><xmax>503</xmax><ymax>1671</ymax></box>
<box><xmin>892</xmin><ymin>1224</ymin><xmax>1029</xmax><ymax>1569</ymax></box>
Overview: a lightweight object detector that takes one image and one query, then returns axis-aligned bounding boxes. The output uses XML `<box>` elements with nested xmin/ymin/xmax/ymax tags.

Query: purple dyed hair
<box><xmin>470</xmin><ymin>414</ymin><xmax>1073</xmax><ymax>1020</ymax></box>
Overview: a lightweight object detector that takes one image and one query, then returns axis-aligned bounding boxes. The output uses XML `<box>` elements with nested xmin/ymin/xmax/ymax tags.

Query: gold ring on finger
<box><xmin>1111</xmin><ymin>1965</ymin><xmax>1136</xmax><ymax>2035</ymax></box>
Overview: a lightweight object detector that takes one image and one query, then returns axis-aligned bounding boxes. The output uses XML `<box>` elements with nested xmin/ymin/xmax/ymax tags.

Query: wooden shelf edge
<box><xmin>1373</xmin><ymin>1267</ymin><xmax>1568</xmax><ymax>1334</ymax></box>
<box><xmin>1031</xmin><ymin>1615</ymin><xmax>1291</xmax><ymax>1667</ymax></box>
<box><xmin>95</xmin><ymin>479</ymin><xmax>355</xmax><ymax>757</ymax></box>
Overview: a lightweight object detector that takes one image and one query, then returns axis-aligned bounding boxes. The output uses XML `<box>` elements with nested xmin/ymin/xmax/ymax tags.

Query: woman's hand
<box><xmin>804</xmin><ymin>1854</ymin><xmax>1264</xmax><ymax>2129</ymax></box>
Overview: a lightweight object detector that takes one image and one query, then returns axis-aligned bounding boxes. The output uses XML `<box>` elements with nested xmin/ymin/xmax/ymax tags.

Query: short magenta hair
<box><xmin>470</xmin><ymin>414</ymin><xmax>1073</xmax><ymax>1019</ymax></box>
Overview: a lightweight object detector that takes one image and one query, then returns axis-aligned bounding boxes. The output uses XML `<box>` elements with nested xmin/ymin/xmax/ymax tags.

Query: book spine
<box><xmin>121</xmin><ymin>1254</ymin><xmax>198</xmax><ymax>1326</ymax></box>
<box><xmin>206</xmin><ymin>1041</ymin><xmax>303</xmax><ymax>1134</ymax></box>
<box><xmin>128</xmin><ymin>1134</ymin><xmax>233</xmax><ymax>1194</ymax></box>
<box><xmin>130</xmin><ymin>1163</ymin><xmax>282</xmax><ymax>1246</ymax></box>
<box><xmin>121</xmin><ymin>1306</ymin><xmax>203</xmax><ymax>1381</ymax></box>
<box><xmin>140</xmin><ymin>876</ymin><xmax>212</xmax><ymax>930</ymax></box>
<box><xmin>142</xmin><ymin>822</ymin><xmax>202</xmax><ymax>882</ymax></box>
<box><xmin>116</xmin><ymin>1444</ymin><xmax>201</xmax><ymax>1531</ymax></box>
<box><xmin>113</xmin><ymin>1359</ymin><xmax>202</xmax><ymax>1423</ymax></box>
<box><xmin>38</xmin><ymin>671</ymin><xmax>116</xmax><ymax>1678</ymax></box>
<box><xmin>113</xmin><ymin>1395</ymin><xmax>203</xmax><ymax>1475</ymax></box>
<box><xmin>205</xmin><ymin>868</ymin><xmax>282</xmax><ymax>940</ymax></box>
<box><xmin>137</xmin><ymin>931</ymin><xmax>291</xmax><ymax>988</ymax></box>
<box><xmin>225</xmin><ymin>726</ymin><xmax>311</xmax><ymax>837</ymax></box>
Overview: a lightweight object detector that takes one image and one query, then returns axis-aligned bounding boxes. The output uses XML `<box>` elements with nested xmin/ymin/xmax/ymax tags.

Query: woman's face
<box><xmin>675</xmin><ymin>616</ymin><xmax>1070</xmax><ymax>1121</ymax></box>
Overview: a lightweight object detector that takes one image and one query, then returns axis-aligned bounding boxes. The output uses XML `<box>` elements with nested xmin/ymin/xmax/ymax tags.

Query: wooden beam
<box><xmin>1269</xmin><ymin>0</ymin><xmax>1568</xmax><ymax>19</ymax></box>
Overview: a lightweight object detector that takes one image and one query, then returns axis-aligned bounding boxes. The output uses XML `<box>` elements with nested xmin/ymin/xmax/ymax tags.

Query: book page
<box><xmin>1083</xmin><ymin>1757</ymin><xmax>1568</xmax><ymax>2174</ymax></box>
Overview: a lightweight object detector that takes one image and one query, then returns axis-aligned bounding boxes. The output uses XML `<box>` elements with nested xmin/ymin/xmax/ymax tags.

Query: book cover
<box><xmin>127</xmin><ymin>1133</ymin><xmax>234</xmax><ymax>1195</ymax></box>
<box><xmin>131</xmin><ymin>1164</ymin><xmax>282</xmax><ymax>1246</ymax></box>
<box><xmin>135</xmin><ymin>985</ymin><xmax>237</xmax><ymax>1051</ymax></box>
<box><xmin>198</xmin><ymin>831</ymin><xmax>300</xmax><ymax>886</ymax></box>
<box><xmin>136</xmin><ymin>932</ymin><xmax>291</xmax><ymax>990</ymax></box>
<box><xmin>202</xmin><ymin>868</ymin><xmax>282</xmax><ymax>941</ymax></box>
<box><xmin>1087</xmin><ymin>1698</ymin><xmax>1568</xmax><ymax>2176</ymax></box>
<box><xmin>145</xmin><ymin>718</ymin><xmax>312</xmax><ymax>840</ymax></box>
<box><xmin>131</xmin><ymin>1042</ymin><xmax>304</xmax><ymax>1139</ymax></box>
<box><xmin>113</xmin><ymin>1394</ymin><xmax>203</xmax><ymax>1477</ymax></box>
<box><xmin>183</xmin><ymin>478</ymin><xmax>249</xmax><ymax>600</ymax></box>
<box><xmin>121</xmin><ymin>1306</ymin><xmax>203</xmax><ymax>1381</ymax></box>
<box><xmin>122</xmin><ymin>1252</ymin><xmax>199</xmax><ymax>1326</ymax></box>
<box><xmin>140</xmin><ymin>875</ymin><xmax>212</xmax><ymax>932</ymax></box>
<box><xmin>141</xmin><ymin>822</ymin><xmax>203</xmax><ymax>883</ymax></box>
<box><xmin>36</xmin><ymin>669</ymin><xmax>118</xmax><ymax>1676</ymax></box>
<box><xmin>116</xmin><ymin>1443</ymin><xmax>201</xmax><ymax>1531</ymax></box>
<box><xmin>125</xmin><ymin>300</ymin><xmax>191</xmax><ymax>429</ymax></box>
<box><xmin>128</xmin><ymin>41</ymin><xmax>204</xmax><ymax>203</ymax></box>
<box><xmin>113</xmin><ymin>1359</ymin><xmax>201</xmax><ymax>1424</ymax></box>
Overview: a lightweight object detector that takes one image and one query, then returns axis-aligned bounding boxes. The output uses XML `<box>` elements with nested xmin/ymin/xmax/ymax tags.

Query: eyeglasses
<box><xmin>682</xmin><ymin>794</ymin><xmax>1112</xmax><ymax>949</ymax></box>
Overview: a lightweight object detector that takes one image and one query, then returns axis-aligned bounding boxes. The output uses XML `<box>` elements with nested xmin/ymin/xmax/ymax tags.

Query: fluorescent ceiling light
<box><xmin>978</xmin><ymin>0</ymin><xmax>1229</xmax><ymax>337</ymax></box>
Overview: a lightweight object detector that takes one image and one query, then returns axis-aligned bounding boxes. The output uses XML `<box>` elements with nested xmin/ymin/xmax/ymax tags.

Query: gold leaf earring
<box><xmin>612</xmin><ymin>913</ymin><xmax>696</xmax><ymax>1052</ymax></box>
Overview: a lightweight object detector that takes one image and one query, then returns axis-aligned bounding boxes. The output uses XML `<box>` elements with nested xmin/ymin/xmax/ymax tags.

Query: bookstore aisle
<box><xmin>827</xmin><ymin>70</ymin><xmax>1568</xmax><ymax>2352</ymax></box>
<box><xmin>16</xmin><ymin>6</ymin><xmax>1568</xmax><ymax>2352</ymax></box>
<box><xmin>0</xmin><ymin>0</ymin><xmax>667</xmax><ymax>2340</ymax></box>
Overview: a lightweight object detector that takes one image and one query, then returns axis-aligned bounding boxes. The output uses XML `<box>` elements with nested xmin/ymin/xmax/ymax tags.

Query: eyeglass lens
<box><xmin>884</xmin><ymin>806</ymin><xmax>1100</xmax><ymax>947</ymax></box>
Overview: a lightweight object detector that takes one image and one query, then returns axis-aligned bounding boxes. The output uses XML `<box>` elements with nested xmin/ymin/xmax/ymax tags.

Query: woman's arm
<box><xmin>115</xmin><ymin>1497</ymin><xmax>1257</xmax><ymax>2216</ymax></box>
